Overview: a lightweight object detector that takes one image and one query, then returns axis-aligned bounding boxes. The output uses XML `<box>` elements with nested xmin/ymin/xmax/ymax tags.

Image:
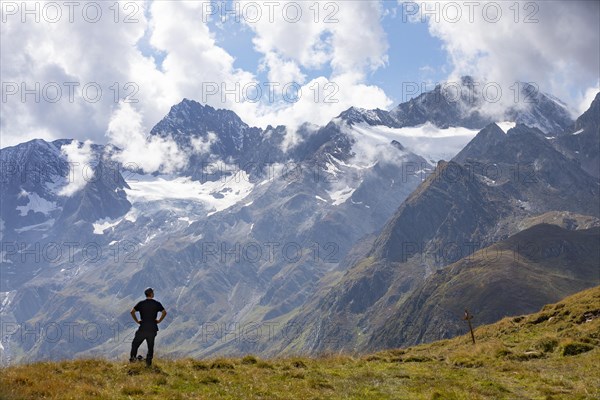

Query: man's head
<box><xmin>144</xmin><ymin>287</ymin><xmax>154</xmax><ymax>298</ymax></box>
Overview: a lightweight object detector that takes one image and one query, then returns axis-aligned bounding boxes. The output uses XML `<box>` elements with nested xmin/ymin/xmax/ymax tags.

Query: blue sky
<box><xmin>201</xmin><ymin>1</ymin><xmax>449</xmax><ymax>106</ymax></box>
<box><xmin>373</xmin><ymin>3</ymin><xmax>447</xmax><ymax>104</ymax></box>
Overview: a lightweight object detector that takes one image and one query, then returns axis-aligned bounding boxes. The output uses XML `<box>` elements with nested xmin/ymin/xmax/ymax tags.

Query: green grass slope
<box><xmin>1</xmin><ymin>286</ymin><xmax>599</xmax><ymax>400</ymax></box>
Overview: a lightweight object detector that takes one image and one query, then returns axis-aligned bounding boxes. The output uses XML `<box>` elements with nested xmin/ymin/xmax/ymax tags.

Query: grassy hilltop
<box><xmin>1</xmin><ymin>286</ymin><xmax>599</xmax><ymax>400</ymax></box>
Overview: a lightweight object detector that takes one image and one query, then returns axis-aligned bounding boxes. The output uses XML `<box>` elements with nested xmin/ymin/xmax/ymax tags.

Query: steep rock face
<box><xmin>370</xmin><ymin>160</ymin><xmax>512</xmax><ymax>265</ymax></box>
<box><xmin>0</xmin><ymin>139</ymin><xmax>68</xmax><ymax>233</ymax></box>
<box><xmin>573</xmin><ymin>93</ymin><xmax>600</xmax><ymax>132</ymax></box>
<box><xmin>58</xmin><ymin>160</ymin><xmax>131</xmax><ymax>225</ymax></box>
<box><xmin>369</xmin><ymin>224</ymin><xmax>600</xmax><ymax>349</ymax></box>
<box><xmin>338</xmin><ymin>107</ymin><xmax>403</xmax><ymax>128</ymax></box>
<box><xmin>454</xmin><ymin>123</ymin><xmax>599</xmax><ymax>216</ymax></box>
<box><xmin>555</xmin><ymin>92</ymin><xmax>600</xmax><ymax>178</ymax></box>
<box><xmin>452</xmin><ymin>123</ymin><xmax>507</xmax><ymax>163</ymax></box>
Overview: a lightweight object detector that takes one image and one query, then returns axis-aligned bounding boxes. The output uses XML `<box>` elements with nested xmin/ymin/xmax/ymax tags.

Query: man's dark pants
<box><xmin>130</xmin><ymin>329</ymin><xmax>157</xmax><ymax>365</ymax></box>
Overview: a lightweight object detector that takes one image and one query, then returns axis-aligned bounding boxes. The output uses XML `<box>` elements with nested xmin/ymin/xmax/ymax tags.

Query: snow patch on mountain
<box><xmin>324</xmin><ymin>155</ymin><xmax>343</xmax><ymax>176</ymax></box>
<box><xmin>92</xmin><ymin>207</ymin><xmax>139</xmax><ymax>235</ymax></box>
<box><xmin>16</xmin><ymin>191</ymin><xmax>60</xmax><ymax>216</ymax></box>
<box><xmin>124</xmin><ymin>173</ymin><xmax>254</xmax><ymax>216</ymax></box>
<box><xmin>178</xmin><ymin>216</ymin><xmax>193</xmax><ymax>225</ymax></box>
<box><xmin>93</xmin><ymin>217</ymin><xmax>123</xmax><ymax>235</ymax></box>
<box><xmin>0</xmin><ymin>291</ymin><xmax>16</xmax><ymax>313</ymax></box>
<box><xmin>328</xmin><ymin>185</ymin><xmax>356</xmax><ymax>206</ymax></box>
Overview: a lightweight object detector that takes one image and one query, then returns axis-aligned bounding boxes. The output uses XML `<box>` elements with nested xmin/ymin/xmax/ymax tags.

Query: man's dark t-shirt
<box><xmin>134</xmin><ymin>299</ymin><xmax>165</xmax><ymax>332</ymax></box>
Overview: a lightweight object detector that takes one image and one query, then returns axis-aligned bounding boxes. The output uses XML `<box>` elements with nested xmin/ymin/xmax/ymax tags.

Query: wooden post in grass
<box><xmin>464</xmin><ymin>309</ymin><xmax>475</xmax><ymax>344</ymax></box>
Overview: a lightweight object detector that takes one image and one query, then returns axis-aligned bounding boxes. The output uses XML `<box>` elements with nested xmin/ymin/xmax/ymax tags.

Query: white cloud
<box><xmin>106</xmin><ymin>102</ymin><xmax>187</xmax><ymax>174</ymax></box>
<box><xmin>259</xmin><ymin>52</ymin><xmax>306</xmax><ymax>86</ymax></box>
<box><xmin>191</xmin><ymin>132</ymin><xmax>218</xmax><ymax>154</ymax></box>
<box><xmin>242</xmin><ymin>1</ymin><xmax>333</xmax><ymax>69</ymax></box>
<box><xmin>144</xmin><ymin>1</ymin><xmax>257</xmax><ymax>107</ymax></box>
<box><xmin>0</xmin><ymin>1</ymin><xmax>150</xmax><ymax>146</ymax></box>
<box><xmin>328</xmin><ymin>1</ymin><xmax>389</xmax><ymax>74</ymax></box>
<box><xmin>59</xmin><ymin>140</ymin><xmax>95</xmax><ymax>196</ymax></box>
<box><xmin>235</xmin><ymin>0</ymin><xmax>392</xmax><ymax>128</ymax></box>
<box><xmin>242</xmin><ymin>1</ymin><xmax>388</xmax><ymax>74</ymax></box>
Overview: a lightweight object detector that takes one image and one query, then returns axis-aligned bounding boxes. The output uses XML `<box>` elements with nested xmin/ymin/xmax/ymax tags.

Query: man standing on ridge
<box><xmin>129</xmin><ymin>287</ymin><xmax>167</xmax><ymax>367</ymax></box>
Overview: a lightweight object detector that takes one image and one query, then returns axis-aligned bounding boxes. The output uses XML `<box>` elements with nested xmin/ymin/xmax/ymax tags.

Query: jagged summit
<box><xmin>151</xmin><ymin>98</ymin><xmax>250</xmax><ymax>139</ymax></box>
<box><xmin>337</xmin><ymin>76</ymin><xmax>573</xmax><ymax>134</ymax></box>
<box><xmin>168</xmin><ymin>98</ymin><xmax>244</xmax><ymax>121</ymax></box>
